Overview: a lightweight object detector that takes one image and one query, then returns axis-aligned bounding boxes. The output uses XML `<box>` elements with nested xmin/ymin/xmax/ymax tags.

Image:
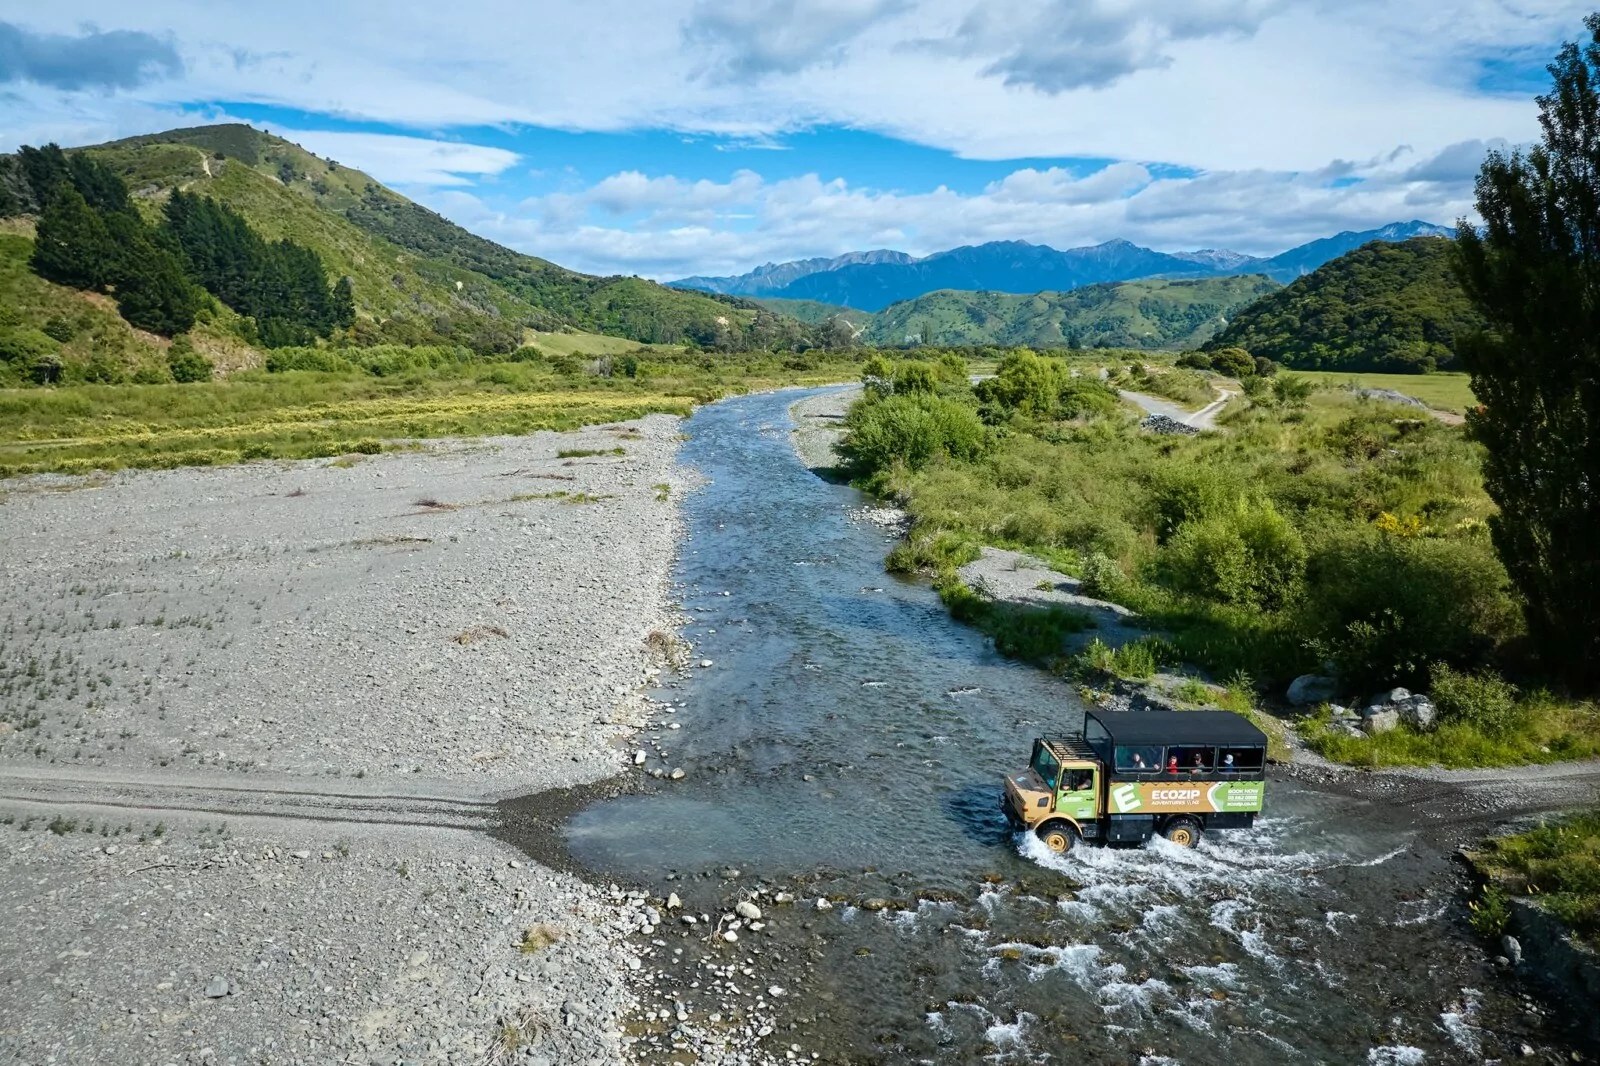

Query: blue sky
<box><xmin>0</xmin><ymin>1</ymin><xmax>1586</xmax><ymax>279</ymax></box>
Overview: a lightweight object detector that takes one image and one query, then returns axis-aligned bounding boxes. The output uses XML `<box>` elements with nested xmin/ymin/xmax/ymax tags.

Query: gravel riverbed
<box><xmin>0</xmin><ymin>417</ymin><xmax>693</xmax><ymax>1064</ymax></box>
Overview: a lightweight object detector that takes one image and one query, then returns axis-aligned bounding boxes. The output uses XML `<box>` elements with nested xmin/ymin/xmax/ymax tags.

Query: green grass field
<box><xmin>0</xmin><ymin>350</ymin><xmax>867</xmax><ymax>477</ymax></box>
<box><xmin>1294</xmin><ymin>371</ymin><xmax>1477</xmax><ymax>414</ymax></box>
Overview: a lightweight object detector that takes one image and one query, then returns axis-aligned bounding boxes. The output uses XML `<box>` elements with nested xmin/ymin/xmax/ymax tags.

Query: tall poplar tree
<box><xmin>1455</xmin><ymin>13</ymin><xmax>1600</xmax><ymax>690</ymax></box>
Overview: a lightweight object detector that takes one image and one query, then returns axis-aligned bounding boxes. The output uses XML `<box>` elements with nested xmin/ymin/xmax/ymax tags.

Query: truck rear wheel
<box><xmin>1161</xmin><ymin>816</ymin><xmax>1203</xmax><ymax>848</ymax></box>
<box><xmin>1036</xmin><ymin>821</ymin><xmax>1079</xmax><ymax>854</ymax></box>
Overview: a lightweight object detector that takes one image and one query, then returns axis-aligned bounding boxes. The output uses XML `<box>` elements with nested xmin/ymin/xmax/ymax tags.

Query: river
<box><xmin>556</xmin><ymin>388</ymin><xmax>1588</xmax><ymax>1065</ymax></box>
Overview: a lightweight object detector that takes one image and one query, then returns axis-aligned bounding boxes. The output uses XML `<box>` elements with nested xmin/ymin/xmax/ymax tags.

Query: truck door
<box><xmin>1056</xmin><ymin>766</ymin><xmax>1099</xmax><ymax>821</ymax></box>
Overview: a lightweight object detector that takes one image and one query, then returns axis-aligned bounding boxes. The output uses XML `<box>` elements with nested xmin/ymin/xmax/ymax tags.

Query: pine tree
<box><xmin>31</xmin><ymin>187</ymin><xmax>112</xmax><ymax>290</ymax></box>
<box><xmin>1455</xmin><ymin>14</ymin><xmax>1600</xmax><ymax>691</ymax></box>
<box><xmin>115</xmin><ymin>251</ymin><xmax>201</xmax><ymax>336</ymax></box>
<box><xmin>66</xmin><ymin>154</ymin><xmax>130</xmax><ymax>213</ymax></box>
<box><xmin>331</xmin><ymin>276</ymin><xmax>356</xmax><ymax>329</ymax></box>
<box><xmin>16</xmin><ymin>144</ymin><xmax>70</xmax><ymax>210</ymax></box>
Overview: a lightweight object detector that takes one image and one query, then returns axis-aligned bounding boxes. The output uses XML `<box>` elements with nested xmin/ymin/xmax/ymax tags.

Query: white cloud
<box><xmin>272</xmin><ymin>128</ymin><xmax>519</xmax><ymax>187</ymax></box>
<box><xmin>4</xmin><ymin>0</ymin><xmax>1588</xmax><ymax>171</ymax></box>
<box><xmin>438</xmin><ymin>142</ymin><xmax>1485</xmax><ymax>279</ymax></box>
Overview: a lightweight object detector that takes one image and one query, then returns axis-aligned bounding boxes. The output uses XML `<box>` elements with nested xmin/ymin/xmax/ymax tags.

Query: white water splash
<box><xmin>1367</xmin><ymin>1047</ymin><xmax>1426</xmax><ymax>1065</ymax></box>
<box><xmin>1439</xmin><ymin>988</ymin><xmax>1483</xmax><ymax>1058</ymax></box>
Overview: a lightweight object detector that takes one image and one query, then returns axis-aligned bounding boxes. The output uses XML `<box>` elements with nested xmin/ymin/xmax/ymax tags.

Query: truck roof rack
<box><xmin>1042</xmin><ymin>735</ymin><xmax>1098</xmax><ymax>761</ymax></box>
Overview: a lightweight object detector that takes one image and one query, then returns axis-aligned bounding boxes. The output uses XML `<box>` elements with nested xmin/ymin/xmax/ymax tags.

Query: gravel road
<box><xmin>0</xmin><ymin>417</ymin><xmax>694</xmax><ymax>1065</ymax></box>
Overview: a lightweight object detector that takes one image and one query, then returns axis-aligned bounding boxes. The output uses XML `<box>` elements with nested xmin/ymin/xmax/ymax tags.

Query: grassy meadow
<box><xmin>1293</xmin><ymin>370</ymin><xmax>1477</xmax><ymax>414</ymax></box>
<box><xmin>0</xmin><ymin>348</ymin><xmax>868</xmax><ymax>477</ymax></box>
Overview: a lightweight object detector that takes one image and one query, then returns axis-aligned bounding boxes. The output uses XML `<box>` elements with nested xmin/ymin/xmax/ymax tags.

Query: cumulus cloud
<box><xmin>684</xmin><ymin>0</ymin><xmax>905</xmax><ymax>81</ymax></box>
<box><xmin>0</xmin><ymin>20</ymin><xmax>181</xmax><ymax>91</ymax></box>
<box><xmin>274</xmin><ymin>129</ymin><xmax>520</xmax><ymax>187</ymax></box>
<box><xmin>442</xmin><ymin>147</ymin><xmax>1480</xmax><ymax>279</ymax></box>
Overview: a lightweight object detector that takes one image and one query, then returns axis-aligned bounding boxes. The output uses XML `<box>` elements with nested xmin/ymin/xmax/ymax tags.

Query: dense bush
<box><xmin>1300</xmin><ymin>530</ymin><xmax>1518</xmax><ymax>689</ymax></box>
<box><xmin>1430</xmin><ymin>663</ymin><xmax>1524</xmax><ymax>738</ymax></box>
<box><xmin>842</xmin><ymin>392</ymin><xmax>989</xmax><ymax>475</ymax></box>
<box><xmin>1209</xmin><ymin>347</ymin><xmax>1255</xmax><ymax>377</ymax></box>
<box><xmin>264</xmin><ymin>344</ymin><xmax>474</xmax><ymax>376</ymax></box>
<box><xmin>974</xmin><ymin>349</ymin><xmax>1119</xmax><ymax>421</ymax></box>
<box><xmin>166</xmin><ymin>336</ymin><xmax>214</xmax><ymax>383</ymax></box>
<box><xmin>1161</xmin><ymin>498</ymin><xmax>1307</xmax><ymax>610</ymax></box>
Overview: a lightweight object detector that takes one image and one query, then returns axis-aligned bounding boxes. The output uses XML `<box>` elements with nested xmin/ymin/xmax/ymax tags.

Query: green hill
<box><xmin>752</xmin><ymin>296</ymin><xmax>870</xmax><ymax>326</ymax></box>
<box><xmin>1203</xmin><ymin>237</ymin><xmax>1484</xmax><ymax>373</ymax></box>
<box><xmin>2</xmin><ymin>124</ymin><xmax>800</xmax><ymax>362</ymax></box>
<box><xmin>860</xmin><ymin>275</ymin><xmax>1280</xmax><ymax>349</ymax></box>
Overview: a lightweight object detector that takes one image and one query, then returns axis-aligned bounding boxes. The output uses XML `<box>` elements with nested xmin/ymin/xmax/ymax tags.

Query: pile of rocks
<box><xmin>1287</xmin><ymin>674</ymin><xmax>1439</xmax><ymax>736</ymax></box>
<box><xmin>849</xmin><ymin>505</ymin><xmax>911</xmax><ymax>536</ymax></box>
<box><xmin>1322</xmin><ymin>687</ymin><xmax>1438</xmax><ymax>736</ymax></box>
<box><xmin>1140</xmin><ymin>413</ymin><xmax>1200</xmax><ymax>436</ymax></box>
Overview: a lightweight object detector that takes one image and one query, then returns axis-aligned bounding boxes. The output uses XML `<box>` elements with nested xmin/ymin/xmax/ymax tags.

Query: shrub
<box><xmin>861</xmin><ymin>354</ymin><xmax>894</xmax><ymax>398</ymax></box>
<box><xmin>1467</xmin><ymin>882</ymin><xmax>1511</xmax><ymax>937</ymax></box>
<box><xmin>1301</xmin><ymin>530</ymin><xmax>1519</xmax><ymax>690</ymax></box>
<box><xmin>1079</xmin><ymin>551</ymin><xmax>1125</xmax><ymax>599</ymax></box>
<box><xmin>841</xmin><ymin>393</ymin><xmax>989</xmax><ymax>475</ymax></box>
<box><xmin>1161</xmin><ymin>498</ymin><xmax>1306</xmax><ymax>611</ymax></box>
<box><xmin>1210</xmin><ymin>347</ymin><xmax>1255</xmax><ymax>377</ymax></box>
<box><xmin>975</xmin><ymin>350</ymin><xmax>1065</xmax><ymax>417</ymax></box>
<box><xmin>1147</xmin><ymin>464</ymin><xmax>1247</xmax><ymax>543</ymax></box>
<box><xmin>41</xmin><ymin>316</ymin><xmax>76</xmax><ymax>342</ymax></box>
<box><xmin>892</xmin><ymin>360</ymin><xmax>939</xmax><ymax>394</ymax></box>
<box><xmin>1430</xmin><ymin>663</ymin><xmax>1524</xmax><ymax>738</ymax></box>
<box><xmin>1272</xmin><ymin>374</ymin><xmax>1314</xmax><ymax>408</ymax></box>
<box><xmin>166</xmin><ymin>336</ymin><xmax>214</xmax><ymax>383</ymax></box>
<box><xmin>1175</xmin><ymin>351</ymin><xmax>1213</xmax><ymax>370</ymax></box>
<box><xmin>0</xmin><ymin>328</ymin><xmax>58</xmax><ymax>366</ymax></box>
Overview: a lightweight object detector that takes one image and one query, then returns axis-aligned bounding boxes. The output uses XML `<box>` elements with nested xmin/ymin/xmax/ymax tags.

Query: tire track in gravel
<box><xmin>0</xmin><ymin>766</ymin><xmax>503</xmax><ymax>832</ymax></box>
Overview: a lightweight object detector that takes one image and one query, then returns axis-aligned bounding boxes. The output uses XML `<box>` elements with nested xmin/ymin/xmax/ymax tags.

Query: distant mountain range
<box><xmin>669</xmin><ymin>221</ymin><xmax>1455</xmax><ymax>312</ymax></box>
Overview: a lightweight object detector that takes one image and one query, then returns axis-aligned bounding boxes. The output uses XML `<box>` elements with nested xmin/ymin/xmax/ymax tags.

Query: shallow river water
<box><xmin>562</xmin><ymin>389</ymin><xmax>1588</xmax><ymax>1065</ymax></box>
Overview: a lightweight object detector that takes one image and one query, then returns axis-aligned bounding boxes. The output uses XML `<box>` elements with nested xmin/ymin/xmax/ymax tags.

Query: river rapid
<box><xmin>559</xmin><ymin>389</ymin><xmax>1589</xmax><ymax>1065</ymax></box>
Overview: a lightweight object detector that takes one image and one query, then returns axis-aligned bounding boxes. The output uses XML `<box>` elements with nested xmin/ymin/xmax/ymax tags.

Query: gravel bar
<box><xmin>0</xmin><ymin>416</ymin><xmax>695</xmax><ymax>1065</ymax></box>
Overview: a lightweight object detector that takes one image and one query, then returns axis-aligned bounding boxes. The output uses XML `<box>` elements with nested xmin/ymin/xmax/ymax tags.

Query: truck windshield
<box><xmin>1030</xmin><ymin>746</ymin><xmax>1061</xmax><ymax>790</ymax></box>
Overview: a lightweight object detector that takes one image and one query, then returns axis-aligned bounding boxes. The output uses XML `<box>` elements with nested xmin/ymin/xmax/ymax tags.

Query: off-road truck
<box><xmin>1001</xmin><ymin>709</ymin><xmax>1268</xmax><ymax>852</ymax></box>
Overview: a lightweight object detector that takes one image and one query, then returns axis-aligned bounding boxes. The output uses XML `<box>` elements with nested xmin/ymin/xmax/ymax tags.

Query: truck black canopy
<box><xmin>1081</xmin><ymin>710</ymin><xmax>1267</xmax><ymax>747</ymax></box>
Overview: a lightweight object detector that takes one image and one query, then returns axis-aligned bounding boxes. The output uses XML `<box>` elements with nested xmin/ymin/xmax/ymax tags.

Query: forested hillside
<box><xmin>1204</xmin><ymin>237</ymin><xmax>1483</xmax><ymax>372</ymax></box>
<box><xmin>861</xmin><ymin>275</ymin><xmax>1280</xmax><ymax>349</ymax></box>
<box><xmin>0</xmin><ymin>124</ymin><xmax>824</xmax><ymax>374</ymax></box>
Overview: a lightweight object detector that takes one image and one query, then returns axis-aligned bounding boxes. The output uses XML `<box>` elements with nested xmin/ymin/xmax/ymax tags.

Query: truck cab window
<box><xmin>1065</xmin><ymin>769</ymin><xmax>1093</xmax><ymax>791</ymax></box>
<box><xmin>1030</xmin><ymin>746</ymin><xmax>1061</xmax><ymax>790</ymax></box>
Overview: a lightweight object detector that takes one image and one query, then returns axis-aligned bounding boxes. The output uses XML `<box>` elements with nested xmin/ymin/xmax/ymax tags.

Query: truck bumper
<box><xmin>1000</xmin><ymin>791</ymin><xmax>1025</xmax><ymax>830</ymax></box>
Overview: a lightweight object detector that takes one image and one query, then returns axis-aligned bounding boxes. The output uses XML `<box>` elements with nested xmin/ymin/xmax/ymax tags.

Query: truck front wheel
<box><xmin>1036</xmin><ymin>821</ymin><xmax>1079</xmax><ymax>854</ymax></box>
<box><xmin>1161</xmin><ymin>816</ymin><xmax>1203</xmax><ymax>848</ymax></box>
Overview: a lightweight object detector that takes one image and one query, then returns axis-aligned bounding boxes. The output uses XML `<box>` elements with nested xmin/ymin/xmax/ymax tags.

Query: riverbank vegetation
<box><xmin>0</xmin><ymin>347</ymin><xmax>869</xmax><ymax>476</ymax></box>
<box><xmin>840</xmin><ymin>348</ymin><xmax>1600</xmax><ymax>768</ymax></box>
<box><xmin>1472</xmin><ymin>812</ymin><xmax>1600</xmax><ymax>947</ymax></box>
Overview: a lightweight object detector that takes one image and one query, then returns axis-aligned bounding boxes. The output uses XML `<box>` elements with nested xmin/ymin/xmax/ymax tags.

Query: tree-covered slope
<box><xmin>862</xmin><ymin>275</ymin><xmax>1281</xmax><ymax>349</ymax></box>
<box><xmin>0</xmin><ymin>224</ymin><xmax>259</xmax><ymax>385</ymax></box>
<box><xmin>1203</xmin><ymin>237</ymin><xmax>1485</xmax><ymax>372</ymax></box>
<box><xmin>86</xmin><ymin>125</ymin><xmax>784</xmax><ymax>347</ymax></box>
